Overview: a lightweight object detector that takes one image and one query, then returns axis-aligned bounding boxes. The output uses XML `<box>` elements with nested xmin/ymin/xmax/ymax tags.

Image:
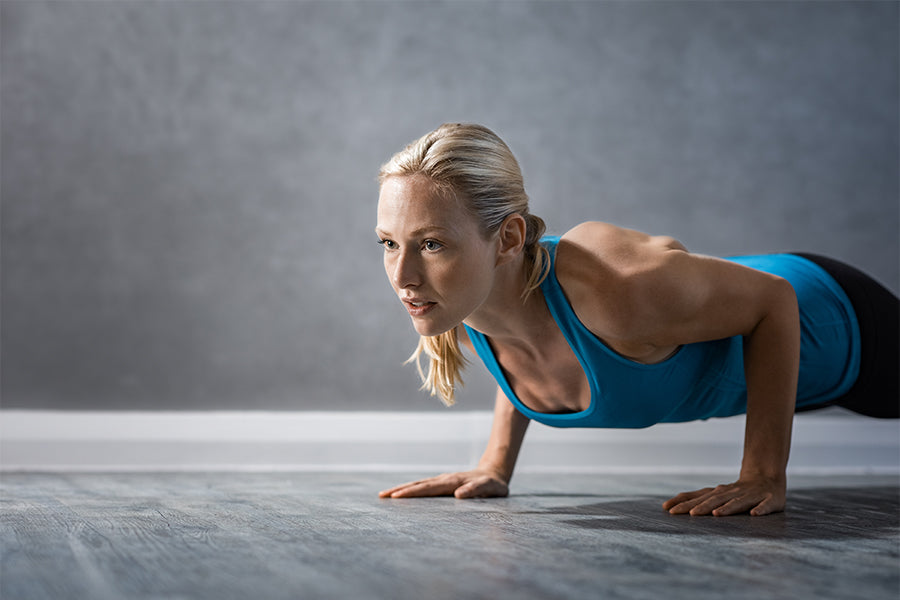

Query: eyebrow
<box><xmin>374</xmin><ymin>226</ymin><xmax>452</xmax><ymax>238</ymax></box>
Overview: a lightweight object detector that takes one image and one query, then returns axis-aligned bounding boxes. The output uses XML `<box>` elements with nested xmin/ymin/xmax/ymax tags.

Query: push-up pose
<box><xmin>375</xmin><ymin>123</ymin><xmax>899</xmax><ymax>516</ymax></box>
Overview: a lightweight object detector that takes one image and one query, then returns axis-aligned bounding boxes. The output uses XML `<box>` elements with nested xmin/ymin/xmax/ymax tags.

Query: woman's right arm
<box><xmin>378</xmin><ymin>387</ymin><xmax>530</xmax><ymax>499</ymax></box>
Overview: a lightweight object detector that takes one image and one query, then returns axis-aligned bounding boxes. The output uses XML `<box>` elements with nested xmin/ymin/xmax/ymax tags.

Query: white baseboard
<box><xmin>1</xmin><ymin>409</ymin><xmax>898</xmax><ymax>475</ymax></box>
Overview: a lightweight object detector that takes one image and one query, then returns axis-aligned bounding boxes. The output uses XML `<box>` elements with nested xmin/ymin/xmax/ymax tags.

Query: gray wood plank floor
<box><xmin>2</xmin><ymin>472</ymin><xmax>898</xmax><ymax>600</ymax></box>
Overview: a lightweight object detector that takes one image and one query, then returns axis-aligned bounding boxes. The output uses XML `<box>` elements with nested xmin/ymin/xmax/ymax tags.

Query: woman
<box><xmin>374</xmin><ymin>123</ymin><xmax>899</xmax><ymax>516</ymax></box>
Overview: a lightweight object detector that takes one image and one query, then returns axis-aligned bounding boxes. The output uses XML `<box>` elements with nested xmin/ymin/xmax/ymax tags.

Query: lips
<box><xmin>402</xmin><ymin>298</ymin><xmax>437</xmax><ymax>317</ymax></box>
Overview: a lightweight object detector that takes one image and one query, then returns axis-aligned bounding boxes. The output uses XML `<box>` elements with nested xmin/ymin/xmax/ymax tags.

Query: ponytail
<box><xmin>405</xmin><ymin>328</ymin><xmax>469</xmax><ymax>407</ymax></box>
<box><xmin>521</xmin><ymin>213</ymin><xmax>550</xmax><ymax>301</ymax></box>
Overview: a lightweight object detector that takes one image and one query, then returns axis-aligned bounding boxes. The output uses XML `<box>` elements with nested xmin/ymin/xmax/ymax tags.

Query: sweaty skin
<box><xmin>377</xmin><ymin>177</ymin><xmax>798</xmax><ymax>517</ymax></box>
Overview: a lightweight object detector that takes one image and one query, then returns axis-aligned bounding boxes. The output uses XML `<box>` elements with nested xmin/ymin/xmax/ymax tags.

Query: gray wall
<box><xmin>3</xmin><ymin>0</ymin><xmax>897</xmax><ymax>411</ymax></box>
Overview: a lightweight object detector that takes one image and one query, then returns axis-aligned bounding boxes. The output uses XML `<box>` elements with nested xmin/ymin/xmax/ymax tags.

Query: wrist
<box><xmin>475</xmin><ymin>461</ymin><xmax>512</xmax><ymax>484</ymax></box>
<box><xmin>739</xmin><ymin>465</ymin><xmax>786</xmax><ymax>484</ymax></box>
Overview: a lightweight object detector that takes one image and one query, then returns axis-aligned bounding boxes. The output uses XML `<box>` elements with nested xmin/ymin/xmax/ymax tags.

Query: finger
<box><xmin>388</xmin><ymin>476</ymin><xmax>463</xmax><ymax>498</ymax></box>
<box><xmin>662</xmin><ymin>489</ymin><xmax>710</xmax><ymax>511</ymax></box>
<box><xmin>455</xmin><ymin>478</ymin><xmax>507</xmax><ymax>499</ymax></box>
<box><xmin>453</xmin><ymin>481</ymin><xmax>481</xmax><ymax>499</ymax></box>
<box><xmin>669</xmin><ymin>496</ymin><xmax>714</xmax><ymax>515</ymax></box>
<box><xmin>378</xmin><ymin>479</ymin><xmax>425</xmax><ymax>498</ymax></box>
<box><xmin>379</xmin><ymin>483</ymin><xmax>411</xmax><ymax>498</ymax></box>
<box><xmin>663</xmin><ymin>488</ymin><xmax>715</xmax><ymax>513</ymax></box>
<box><xmin>709</xmin><ymin>495</ymin><xmax>763</xmax><ymax>517</ymax></box>
<box><xmin>674</xmin><ymin>487</ymin><xmax>737</xmax><ymax>515</ymax></box>
<box><xmin>661</xmin><ymin>495</ymin><xmax>687</xmax><ymax>511</ymax></box>
<box><xmin>749</xmin><ymin>494</ymin><xmax>785</xmax><ymax>517</ymax></box>
<box><xmin>689</xmin><ymin>491</ymin><xmax>742</xmax><ymax>516</ymax></box>
<box><xmin>388</xmin><ymin>482</ymin><xmax>450</xmax><ymax>498</ymax></box>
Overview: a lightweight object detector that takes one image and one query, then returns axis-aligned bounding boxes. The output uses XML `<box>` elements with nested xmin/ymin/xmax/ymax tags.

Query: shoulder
<box><xmin>555</xmin><ymin>222</ymin><xmax>690</xmax><ymax>340</ymax></box>
<box><xmin>556</xmin><ymin>223</ymin><xmax>793</xmax><ymax>346</ymax></box>
<box><xmin>556</xmin><ymin>221</ymin><xmax>687</xmax><ymax>287</ymax></box>
<box><xmin>560</xmin><ymin>222</ymin><xmax>686</xmax><ymax>259</ymax></box>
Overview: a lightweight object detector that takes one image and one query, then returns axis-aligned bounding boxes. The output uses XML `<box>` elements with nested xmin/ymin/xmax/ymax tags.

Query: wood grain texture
<box><xmin>2</xmin><ymin>473</ymin><xmax>898</xmax><ymax>600</ymax></box>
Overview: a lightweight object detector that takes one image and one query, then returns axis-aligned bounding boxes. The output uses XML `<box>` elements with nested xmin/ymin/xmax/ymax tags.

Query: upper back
<box><xmin>555</xmin><ymin>222</ymin><xmax>688</xmax><ymax>351</ymax></box>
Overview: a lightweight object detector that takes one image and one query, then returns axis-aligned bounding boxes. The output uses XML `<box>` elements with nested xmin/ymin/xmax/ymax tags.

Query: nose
<box><xmin>391</xmin><ymin>249</ymin><xmax>421</xmax><ymax>290</ymax></box>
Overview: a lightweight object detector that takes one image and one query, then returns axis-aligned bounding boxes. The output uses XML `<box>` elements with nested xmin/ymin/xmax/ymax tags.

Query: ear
<box><xmin>495</xmin><ymin>213</ymin><xmax>526</xmax><ymax>266</ymax></box>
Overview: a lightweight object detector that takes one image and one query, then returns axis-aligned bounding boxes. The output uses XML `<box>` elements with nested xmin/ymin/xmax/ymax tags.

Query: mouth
<box><xmin>403</xmin><ymin>299</ymin><xmax>437</xmax><ymax>317</ymax></box>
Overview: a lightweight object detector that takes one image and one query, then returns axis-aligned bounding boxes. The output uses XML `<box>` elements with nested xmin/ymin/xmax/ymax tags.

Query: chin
<box><xmin>411</xmin><ymin>318</ymin><xmax>456</xmax><ymax>338</ymax></box>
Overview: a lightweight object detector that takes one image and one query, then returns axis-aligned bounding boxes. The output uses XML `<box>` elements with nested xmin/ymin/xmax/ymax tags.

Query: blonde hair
<box><xmin>378</xmin><ymin>123</ymin><xmax>550</xmax><ymax>406</ymax></box>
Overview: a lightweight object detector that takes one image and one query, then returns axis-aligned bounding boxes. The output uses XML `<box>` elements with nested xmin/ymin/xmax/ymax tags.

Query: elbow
<box><xmin>758</xmin><ymin>276</ymin><xmax>800</xmax><ymax>336</ymax></box>
<box><xmin>744</xmin><ymin>275</ymin><xmax>798</xmax><ymax>335</ymax></box>
<box><xmin>773</xmin><ymin>276</ymin><xmax>798</xmax><ymax>313</ymax></box>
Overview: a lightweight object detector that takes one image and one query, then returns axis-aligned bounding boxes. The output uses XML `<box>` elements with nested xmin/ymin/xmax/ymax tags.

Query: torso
<box><xmin>462</xmin><ymin>227</ymin><xmax>862</xmax><ymax>425</ymax></box>
<box><xmin>461</xmin><ymin>222</ymin><xmax>683</xmax><ymax>415</ymax></box>
<box><xmin>486</xmin><ymin>306</ymin><xmax>592</xmax><ymax>414</ymax></box>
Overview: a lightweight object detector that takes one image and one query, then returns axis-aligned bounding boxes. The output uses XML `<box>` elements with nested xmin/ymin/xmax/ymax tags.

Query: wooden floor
<box><xmin>2</xmin><ymin>472</ymin><xmax>898</xmax><ymax>600</ymax></box>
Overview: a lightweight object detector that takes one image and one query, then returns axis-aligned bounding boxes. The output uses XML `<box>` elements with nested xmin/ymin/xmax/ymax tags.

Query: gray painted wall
<box><xmin>3</xmin><ymin>0</ymin><xmax>897</xmax><ymax>411</ymax></box>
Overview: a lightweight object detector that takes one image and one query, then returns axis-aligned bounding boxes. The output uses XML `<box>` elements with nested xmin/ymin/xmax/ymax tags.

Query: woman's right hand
<box><xmin>378</xmin><ymin>470</ymin><xmax>510</xmax><ymax>499</ymax></box>
<box><xmin>380</xmin><ymin>387</ymin><xmax>528</xmax><ymax>501</ymax></box>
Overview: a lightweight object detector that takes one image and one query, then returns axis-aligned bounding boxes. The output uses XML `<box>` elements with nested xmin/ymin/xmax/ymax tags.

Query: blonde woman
<box><xmin>375</xmin><ymin>123</ymin><xmax>899</xmax><ymax>516</ymax></box>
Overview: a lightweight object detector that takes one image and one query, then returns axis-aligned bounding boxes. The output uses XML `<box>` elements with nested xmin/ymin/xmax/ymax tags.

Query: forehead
<box><xmin>377</xmin><ymin>175</ymin><xmax>471</xmax><ymax>233</ymax></box>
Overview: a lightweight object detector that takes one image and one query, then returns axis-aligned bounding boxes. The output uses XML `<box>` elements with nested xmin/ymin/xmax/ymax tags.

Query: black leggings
<box><xmin>792</xmin><ymin>253</ymin><xmax>899</xmax><ymax>418</ymax></box>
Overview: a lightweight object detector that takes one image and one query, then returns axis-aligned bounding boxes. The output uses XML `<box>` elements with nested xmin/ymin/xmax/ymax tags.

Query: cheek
<box><xmin>382</xmin><ymin>255</ymin><xmax>395</xmax><ymax>286</ymax></box>
<box><xmin>446</xmin><ymin>254</ymin><xmax>493</xmax><ymax>296</ymax></box>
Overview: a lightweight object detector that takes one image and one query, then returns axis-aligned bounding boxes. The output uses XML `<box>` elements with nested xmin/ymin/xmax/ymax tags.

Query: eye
<box><xmin>423</xmin><ymin>240</ymin><xmax>443</xmax><ymax>252</ymax></box>
<box><xmin>377</xmin><ymin>239</ymin><xmax>397</xmax><ymax>250</ymax></box>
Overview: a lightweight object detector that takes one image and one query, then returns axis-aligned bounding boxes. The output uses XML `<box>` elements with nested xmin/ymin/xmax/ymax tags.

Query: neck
<box><xmin>463</xmin><ymin>253</ymin><xmax>555</xmax><ymax>352</ymax></box>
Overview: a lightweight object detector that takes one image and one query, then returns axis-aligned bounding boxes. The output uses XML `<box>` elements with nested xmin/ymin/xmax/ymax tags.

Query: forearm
<box><xmin>740</xmin><ymin>278</ymin><xmax>800</xmax><ymax>480</ymax></box>
<box><xmin>477</xmin><ymin>387</ymin><xmax>530</xmax><ymax>483</ymax></box>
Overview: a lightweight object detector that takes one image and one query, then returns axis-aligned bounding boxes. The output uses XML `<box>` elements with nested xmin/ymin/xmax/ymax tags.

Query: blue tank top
<box><xmin>464</xmin><ymin>236</ymin><xmax>861</xmax><ymax>429</ymax></box>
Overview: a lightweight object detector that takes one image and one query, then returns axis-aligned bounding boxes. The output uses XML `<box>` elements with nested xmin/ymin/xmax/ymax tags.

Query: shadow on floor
<box><xmin>519</xmin><ymin>487</ymin><xmax>900</xmax><ymax>540</ymax></box>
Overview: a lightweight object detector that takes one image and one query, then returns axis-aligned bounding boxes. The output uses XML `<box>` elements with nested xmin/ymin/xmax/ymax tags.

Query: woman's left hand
<box><xmin>661</xmin><ymin>475</ymin><xmax>786</xmax><ymax>517</ymax></box>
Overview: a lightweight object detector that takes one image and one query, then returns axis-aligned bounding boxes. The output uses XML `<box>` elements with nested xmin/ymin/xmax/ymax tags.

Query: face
<box><xmin>376</xmin><ymin>175</ymin><xmax>499</xmax><ymax>336</ymax></box>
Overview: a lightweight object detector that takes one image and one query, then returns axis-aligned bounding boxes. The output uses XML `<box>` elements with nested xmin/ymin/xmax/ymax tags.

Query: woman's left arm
<box><xmin>651</xmin><ymin>253</ymin><xmax>801</xmax><ymax>517</ymax></box>
<box><xmin>564</xmin><ymin>225</ymin><xmax>802</xmax><ymax>516</ymax></box>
